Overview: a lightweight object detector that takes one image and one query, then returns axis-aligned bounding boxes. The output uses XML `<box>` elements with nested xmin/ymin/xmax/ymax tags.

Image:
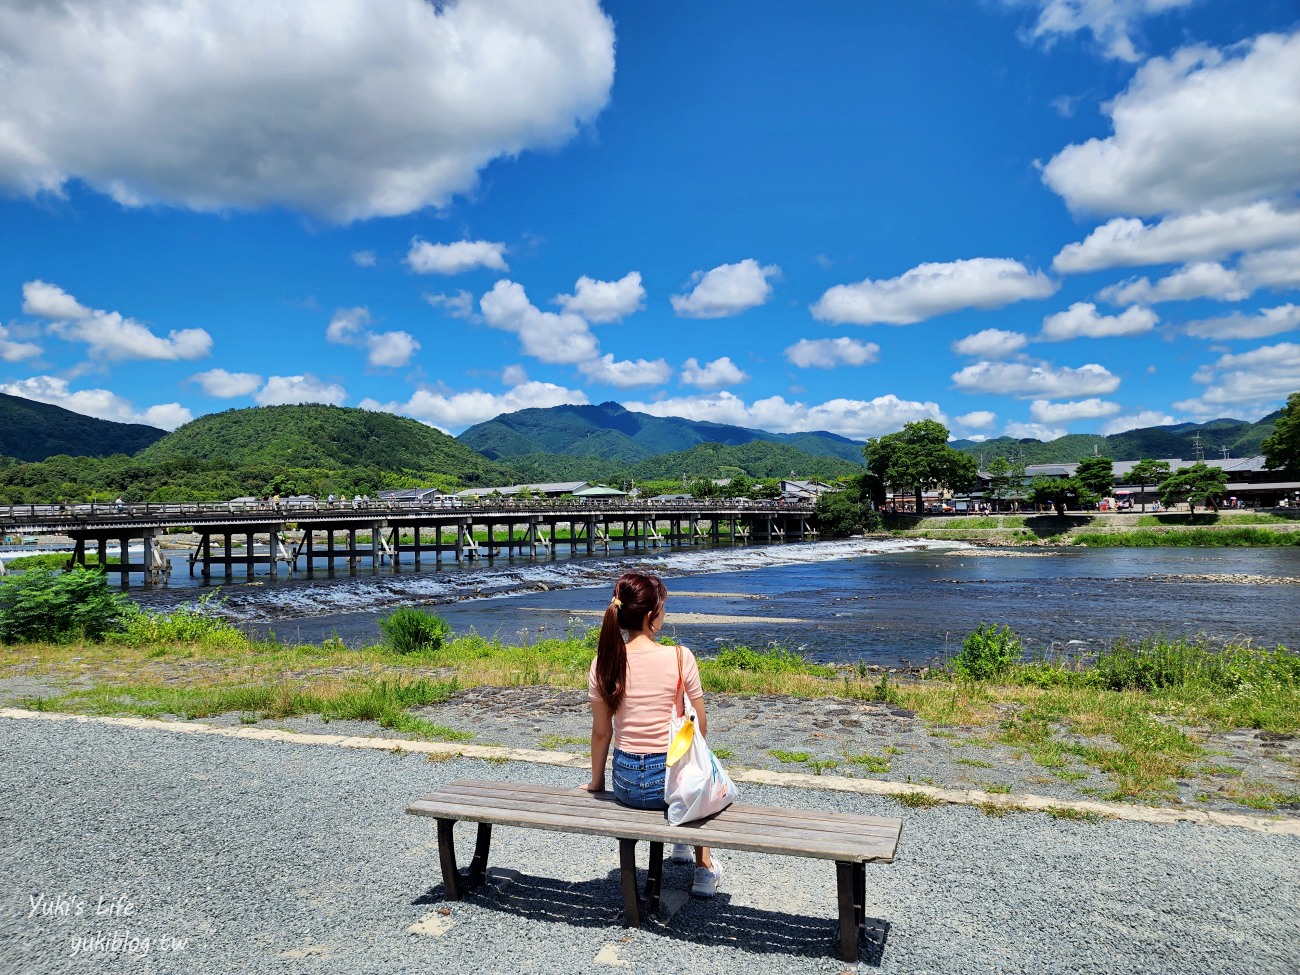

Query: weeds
<box><xmin>894</xmin><ymin>791</ymin><xmax>941</xmax><ymax>809</ymax></box>
<box><xmin>952</xmin><ymin>623</ymin><xmax>1023</xmax><ymax>680</ymax></box>
<box><xmin>769</xmin><ymin>749</ymin><xmax>813</xmax><ymax>763</ymax></box>
<box><xmin>379</xmin><ymin>608</ymin><xmax>452</xmax><ymax>655</ymax></box>
<box><xmin>844</xmin><ymin>752</ymin><xmax>891</xmax><ymax>773</ymax></box>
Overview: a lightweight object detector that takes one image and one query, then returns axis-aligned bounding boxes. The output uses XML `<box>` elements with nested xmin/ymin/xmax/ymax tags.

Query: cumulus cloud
<box><xmin>555</xmin><ymin>272</ymin><xmax>645</xmax><ymax>323</ymax></box>
<box><xmin>951</xmin><ymin>328</ymin><xmax>1028</xmax><ymax>359</ymax></box>
<box><xmin>783</xmin><ymin>337</ymin><xmax>880</xmax><ymax>369</ymax></box>
<box><xmin>1004</xmin><ymin>421</ymin><xmax>1068</xmax><ymax>441</ymax></box>
<box><xmin>424</xmin><ymin>290</ymin><xmax>477</xmax><ymax>320</ymax></box>
<box><xmin>811</xmin><ymin>258</ymin><xmax>1056</xmax><ymax>326</ymax></box>
<box><xmin>1039</xmin><ymin>302</ymin><xmax>1158</xmax><ymax>341</ymax></box>
<box><xmin>1175</xmin><ymin>342</ymin><xmax>1300</xmax><ymax>414</ymax></box>
<box><xmin>0</xmin><ymin>375</ymin><xmax>191</xmax><ymax>429</ymax></box>
<box><xmin>623</xmin><ymin>391</ymin><xmax>947</xmax><ymax>440</ymax></box>
<box><xmin>479</xmin><ymin>280</ymin><xmax>597</xmax><ymax>364</ymax></box>
<box><xmin>1029</xmin><ymin>398</ymin><xmax>1121</xmax><ymax>423</ymax></box>
<box><xmin>406</xmin><ymin>239</ymin><xmax>509</xmax><ymax>275</ymax></box>
<box><xmin>351</xmin><ymin>250</ymin><xmax>377</xmax><ymax>268</ymax></box>
<box><xmin>951</xmin><ymin>359</ymin><xmax>1121</xmax><ymax>398</ymax></box>
<box><xmin>671</xmin><ymin>260</ymin><xmax>779</xmax><ymax>319</ymax></box>
<box><xmin>325</xmin><ymin>306</ymin><xmax>419</xmax><ymax>368</ymax></box>
<box><xmin>0</xmin><ymin>0</ymin><xmax>615</xmax><ymax>221</ymax></box>
<box><xmin>1238</xmin><ymin>245</ymin><xmax>1300</xmax><ymax>293</ymax></box>
<box><xmin>1011</xmin><ymin>0</ymin><xmax>1198</xmax><ymax>63</ymax></box>
<box><xmin>1042</xmin><ymin>31</ymin><xmax>1300</xmax><ymax>216</ymax></box>
<box><xmin>360</xmin><ymin>381</ymin><xmax>588</xmax><ymax>434</ymax></box>
<box><xmin>680</xmin><ymin>357</ymin><xmax>749</xmax><ymax>389</ymax></box>
<box><xmin>22</xmin><ymin>280</ymin><xmax>212</xmax><ymax>361</ymax></box>
<box><xmin>254</xmin><ymin>374</ymin><xmax>347</xmax><ymax>407</ymax></box>
<box><xmin>578</xmin><ymin>353</ymin><xmax>672</xmax><ymax>388</ymax></box>
<box><xmin>1183</xmin><ymin>305</ymin><xmax>1300</xmax><ymax>341</ymax></box>
<box><xmin>500</xmin><ymin>364</ymin><xmax>528</xmax><ymax>385</ymax></box>
<box><xmin>1100</xmin><ymin>410</ymin><xmax>1176</xmax><ymax>435</ymax></box>
<box><xmin>1053</xmin><ymin>203</ymin><xmax>1300</xmax><ymax>274</ymax></box>
<box><xmin>956</xmin><ymin>410</ymin><xmax>998</xmax><ymax>430</ymax></box>
<box><xmin>1101</xmin><ymin>262</ymin><xmax>1248</xmax><ymax>305</ymax></box>
<box><xmin>189</xmin><ymin>368</ymin><xmax>263</xmax><ymax>398</ymax></box>
<box><xmin>0</xmin><ymin>324</ymin><xmax>41</xmax><ymax>362</ymax></box>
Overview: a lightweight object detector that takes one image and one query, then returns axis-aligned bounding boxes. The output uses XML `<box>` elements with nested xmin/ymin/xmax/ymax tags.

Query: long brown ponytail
<box><xmin>594</xmin><ymin>571</ymin><xmax>667</xmax><ymax>712</ymax></box>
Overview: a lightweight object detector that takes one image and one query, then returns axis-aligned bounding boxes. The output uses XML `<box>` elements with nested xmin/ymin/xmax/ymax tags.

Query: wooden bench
<box><xmin>406</xmin><ymin>779</ymin><xmax>903</xmax><ymax>962</ymax></box>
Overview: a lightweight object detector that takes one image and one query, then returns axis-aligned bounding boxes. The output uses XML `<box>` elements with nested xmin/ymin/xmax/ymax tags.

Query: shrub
<box><xmin>0</xmin><ymin>568</ymin><xmax>128</xmax><ymax>643</ymax></box>
<box><xmin>115</xmin><ymin>594</ymin><xmax>247</xmax><ymax>649</ymax></box>
<box><xmin>379</xmin><ymin>607</ymin><xmax>452</xmax><ymax>655</ymax></box>
<box><xmin>1092</xmin><ymin>636</ymin><xmax>1300</xmax><ymax>693</ymax></box>
<box><xmin>951</xmin><ymin>623</ymin><xmax>1023</xmax><ymax>680</ymax></box>
<box><xmin>713</xmin><ymin>643</ymin><xmax>829</xmax><ymax>675</ymax></box>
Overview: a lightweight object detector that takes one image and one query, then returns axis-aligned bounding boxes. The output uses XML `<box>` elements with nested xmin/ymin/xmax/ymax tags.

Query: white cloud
<box><xmin>1052</xmin><ymin>203</ymin><xmax>1300</xmax><ymax>273</ymax></box>
<box><xmin>1100</xmin><ymin>262</ymin><xmax>1248</xmax><ymax>305</ymax></box>
<box><xmin>1100</xmin><ymin>410</ymin><xmax>1176</xmax><ymax>435</ymax></box>
<box><xmin>951</xmin><ymin>359</ymin><xmax>1121</xmax><ymax>398</ymax></box>
<box><xmin>951</xmin><ymin>328</ymin><xmax>1028</xmax><ymax>358</ymax></box>
<box><xmin>956</xmin><ymin>410</ymin><xmax>998</xmax><ymax>430</ymax></box>
<box><xmin>361</xmin><ymin>381</ymin><xmax>588</xmax><ymax>434</ymax></box>
<box><xmin>1238</xmin><ymin>245</ymin><xmax>1300</xmax><ymax>292</ymax></box>
<box><xmin>1013</xmin><ymin>0</ymin><xmax>1198</xmax><ymax>63</ymax></box>
<box><xmin>671</xmin><ymin>260</ymin><xmax>779</xmax><ymax>319</ymax></box>
<box><xmin>1004</xmin><ymin>421</ymin><xmax>1068</xmax><ymax>441</ymax></box>
<box><xmin>500</xmin><ymin>364</ymin><xmax>528</xmax><ymax>385</ymax></box>
<box><xmin>1029</xmin><ymin>398</ymin><xmax>1121</xmax><ymax>423</ymax></box>
<box><xmin>0</xmin><ymin>324</ymin><xmax>41</xmax><ymax>362</ymax></box>
<box><xmin>1039</xmin><ymin>302</ymin><xmax>1158</xmax><ymax>341</ymax></box>
<box><xmin>1175</xmin><ymin>342</ymin><xmax>1300</xmax><ymax>414</ymax></box>
<box><xmin>555</xmin><ymin>272</ymin><xmax>645</xmax><ymax>323</ymax></box>
<box><xmin>578</xmin><ymin>354</ymin><xmax>672</xmax><ymax>388</ymax></box>
<box><xmin>784</xmin><ymin>337</ymin><xmax>880</xmax><ymax>369</ymax></box>
<box><xmin>1183</xmin><ymin>304</ymin><xmax>1300</xmax><ymax>341</ymax></box>
<box><xmin>623</xmin><ymin>391</ymin><xmax>946</xmax><ymax>440</ymax></box>
<box><xmin>254</xmin><ymin>374</ymin><xmax>347</xmax><ymax>407</ymax></box>
<box><xmin>1042</xmin><ymin>31</ymin><xmax>1300</xmax><ymax>216</ymax></box>
<box><xmin>811</xmin><ymin>258</ymin><xmax>1056</xmax><ymax>325</ymax></box>
<box><xmin>424</xmin><ymin>290</ymin><xmax>477</xmax><ymax>320</ymax></box>
<box><xmin>680</xmin><ymin>357</ymin><xmax>749</xmax><ymax>390</ymax></box>
<box><xmin>190</xmin><ymin>368</ymin><xmax>263</xmax><ymax>398</ymax></box>
<box><xmin>479</xmin><ymin>280</ymin><xmax>598</xmax><ymax>364</ymax></box>
<box><xmin>22</xmin><ymin>280</ymin><xmax>212</xmax><ymax>361</ymax></box>
<box><xmin>0</xmin><ymin>375</ymin><xmax>190</xmax><ymax>429</ymax></box>
<box><xmin>406</xmin><ymin>239</ymin><xmax>509</xmax><ymax>275</ymax></box>
<box><xmin>325</xmin><ymin>306</ymin><xmax>419</xmax><ymax>368</ymax></box>
<box><xmin>351</xmin><ymin>250</ymin><xmax>377</xmax><ymax>268</ymax></box>
<box><xmin>0</xmin><ymin>0</ymin><xmax>614</xmax><ymax>221</ymax></box>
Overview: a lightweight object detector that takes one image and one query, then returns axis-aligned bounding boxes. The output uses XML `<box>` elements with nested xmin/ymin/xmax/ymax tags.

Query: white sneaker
<box><xmin>691</xmin><ymin>861</ymin><xmax>723</xmax><ymax>898</ymax></box>
<box><xmin>670</xmin><ymin>844</ymin><xmax>693</xmax><ymax>864</ymax></box>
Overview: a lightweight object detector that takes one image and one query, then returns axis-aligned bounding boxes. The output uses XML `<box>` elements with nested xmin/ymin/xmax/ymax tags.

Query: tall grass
<box><xmin>1074</xmin><ymin>528</ymin><xmax>1300</xmax><ymax>547</ymax></box>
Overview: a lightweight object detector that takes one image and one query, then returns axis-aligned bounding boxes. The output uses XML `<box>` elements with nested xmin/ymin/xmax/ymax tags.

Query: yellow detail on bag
<box><xmin>666</xmin><ymin>715</ymin><xmax>695</xmax><ymax>766</ymax></box>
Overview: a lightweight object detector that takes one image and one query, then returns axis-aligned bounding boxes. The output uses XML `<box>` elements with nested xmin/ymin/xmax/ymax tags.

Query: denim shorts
<box><xmin>611</xmin><ymin>748</ymin><xmax>668</xmax><ymax>810</ymax></box>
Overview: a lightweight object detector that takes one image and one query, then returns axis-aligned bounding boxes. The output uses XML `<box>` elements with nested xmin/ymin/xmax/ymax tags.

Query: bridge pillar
<box><xmin>372</xmin><ymin>521</ymin><xmax>382</xmax><ymax>573</ymax></box>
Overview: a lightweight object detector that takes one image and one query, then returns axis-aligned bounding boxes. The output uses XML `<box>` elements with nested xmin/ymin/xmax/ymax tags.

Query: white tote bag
<box><xmin>664</xmin><ymin>646</ymin><xmax>738</xmax><ymax>826</ymax></box>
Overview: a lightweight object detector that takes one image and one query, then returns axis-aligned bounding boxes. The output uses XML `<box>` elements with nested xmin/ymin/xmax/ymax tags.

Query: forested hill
<box><xmin>953</xmin><ymin>412</ymin><xmax>1280</xmax><ymax>464</ymax></box>
<box><xmin>458</xmin><ymin>401</ymin><xmax>865</xmax><ymax>463</ymax></box>
<box><xmin>0</xmin><ymin>392</ymin><xmax>165</xmax><ymax>461</ymax></box>
<box><xmin>135</xmin><ymin>405</ymin><xmax>512</xmax><ymax>483</ymax></box>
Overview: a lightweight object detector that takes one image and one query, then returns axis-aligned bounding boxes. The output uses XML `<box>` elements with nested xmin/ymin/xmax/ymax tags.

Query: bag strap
<box><xmin>673</xmin><ymin>645</ymin><xmax>685</xmax><ymax>717</ymax></box>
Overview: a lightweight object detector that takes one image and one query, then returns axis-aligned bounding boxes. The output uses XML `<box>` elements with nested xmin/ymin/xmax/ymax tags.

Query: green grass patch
<box><xmin>769</xmin><ymin>749</ymin><xmax>813</xmax><ymax>763</ymax></box>
<box><xmin>893</xmin><ymin>791</ymin><xmax>941</xmax><ymax>809</ymax></box>
<box><xmin>844</xmin><ymin>752</ymin><xmax>891</xmax><ymax>773</ymax></box>
<box><xmin>1044</xmin><ymin>806</ymin><xmax>1110</xmax><ymax>822</ymax></box>
<box><xmin>1074</xmin><ymin>527</ymin><xmax>1300</xmax><ymax>547</ymax></box>
<box><xmin>538</xmin><ymin>734</ymin><xmax>588</xmax><ymax>750</ymax></box>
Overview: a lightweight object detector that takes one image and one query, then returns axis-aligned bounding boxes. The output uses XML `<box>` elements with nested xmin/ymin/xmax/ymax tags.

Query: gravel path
<box><xmin>3</xmin><ymin>716</ymin><xmax>1298</xmax><ymax>975</ymax></box>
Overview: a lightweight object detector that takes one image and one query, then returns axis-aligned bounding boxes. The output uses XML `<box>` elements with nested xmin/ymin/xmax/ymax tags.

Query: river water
<box><xmin>78</xmin><ymin>537</ymin><xmax>1299</xmax><ymax>667</ymax></box>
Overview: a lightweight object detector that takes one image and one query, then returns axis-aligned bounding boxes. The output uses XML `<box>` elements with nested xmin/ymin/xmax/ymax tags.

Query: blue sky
<box><xmin>1</xmin><ymin>0</ymin><xmax>1298</xmax><ymax>444</ymax></box>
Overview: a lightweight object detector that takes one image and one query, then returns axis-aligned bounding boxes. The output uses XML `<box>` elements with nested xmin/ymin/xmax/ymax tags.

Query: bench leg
<box><xmin>643</xmin><ymin>842</ymin><xmax>664</xmax><ymax>915</ymax></box>
<box><xmin>435</xmin><ymin>819</ymin><xmax>493</xmax><ymax>901</ymax></box>
<box><xmin>835</xmin><ymin>860</ymin><xmax>862</xmax><ymax>962</ymax></box>
<box><xmin>619</xmin><ymin>839</ymin><xmax>641</xmax><ymax>927</ymax></box>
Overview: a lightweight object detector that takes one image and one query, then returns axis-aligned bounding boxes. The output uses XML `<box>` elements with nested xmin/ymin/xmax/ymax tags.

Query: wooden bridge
<box><xmin>0</xmin><ymin>498</ymin><xmax>819</xmax><ymax>587</ymax></box>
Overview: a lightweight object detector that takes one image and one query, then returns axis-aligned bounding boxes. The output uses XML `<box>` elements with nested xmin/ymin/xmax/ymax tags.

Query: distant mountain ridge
<box><xmin>458</xmin><ymin>401</ymin><xmax>866</xmax><ymax>463</ymax></box>
<box><xmin>0</xmin><ymin>392</ymin><xmax>165</xmax><ymax>461</ymax></box>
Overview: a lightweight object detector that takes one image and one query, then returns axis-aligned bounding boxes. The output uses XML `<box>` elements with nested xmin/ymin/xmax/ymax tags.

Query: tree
<box><xmin>985</xmin><ymin>456</ymin><xmax>1025</xmax><ymax>510</ymax></box>
<box><xmin>1124</xmin><ymin>459</ymin><xmax>1171</xmax><ymax>513</ymax></box>
<box><xmin>1025</xmin><ymin>475</ymin><xmax>1097</xmax><ymax>516</ymax></box>
<box><xmin>865</xmin><ymin>420</ymin><xmax>978</xmax><ymax>514</ymax></box>
<box><xmin>1074</xmin><ymin>456</ymin><xmax>1114</xmax><ymax>500</ymax></box>
<box><xmin>1158</xmin><ymin>463</ymin><xmax>1227</xmax><ymax>512</ymax></box>
<box><xmin>1261</xmin><ymin>391</ymin><xmax>1300</xmax><ymax>474</ymax></box>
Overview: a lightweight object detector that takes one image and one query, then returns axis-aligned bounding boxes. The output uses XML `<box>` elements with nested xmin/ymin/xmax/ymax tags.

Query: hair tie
<box><xmin>610</xmin><ymin>596</ymin><xmax>622</xmax><ymax>609</ymax></box>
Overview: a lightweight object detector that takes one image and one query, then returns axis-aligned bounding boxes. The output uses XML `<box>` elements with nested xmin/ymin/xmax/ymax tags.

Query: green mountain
<box><xmin>458</xmin><ymin>401</ymin><xmax>866</xmax><ymax>463</ymax></box>
<box><xmin>628</xmin><ymin>441</ymin><xmax>862</xmax><ymax>480</ymax></box>
<box><xmin>0</xmin><ymin>392</ymin><xmax>166</xmax><ymax>462</ymax></box>
<box><xmin>953</xmin><ymin>412</ymin><xmax>1281</xmax><ymax>465</ymax></box>
<box><xmin>136</xmin><ymin>404</ymin><xmax>512</xmax><ymax>484</ymax></box>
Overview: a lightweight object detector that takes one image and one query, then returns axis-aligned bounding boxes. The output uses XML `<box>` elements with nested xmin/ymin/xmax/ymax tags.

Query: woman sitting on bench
<box><xmin>585</xmin><ymin>571</ymin><xmax>724</xmax><ymax>898</ymax></box>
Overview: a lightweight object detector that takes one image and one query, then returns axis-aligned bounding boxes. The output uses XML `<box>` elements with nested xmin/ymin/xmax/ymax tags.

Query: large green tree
<box><xmin>1124</xmin><ymin>459</ymin><xmax>1171</xmax><ymax>513</ymax></box>
<box><xmin>1025</xmin><ymin>475</ymin><xmax>1097</xmax><ymax>516</ymax></box>
<box><xmin>1261</xmin><ymin>391</ymin><xmax>1300</xmax><ymax>474</ymax></box>
<box><xmin>985</xmin><ymin>456</ymin><xmax>1026</xmax><ymax>510</ymax></box>
<box><xmin>1158</xmin><ymin>463</ymin><xmax>1228</xmax><ymax>511</ymax></box>
<box><xmin>1074</xmin><ymin>456</ymin><xmax>1115</xmax><ymax>499</ymax></box>
<box><xmin>865</xmin><ymin>420</ymin><xmax>978</xmax><ymax>514</ymax></box>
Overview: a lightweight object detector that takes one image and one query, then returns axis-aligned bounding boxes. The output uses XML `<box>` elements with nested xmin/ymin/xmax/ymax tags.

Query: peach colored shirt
<box><xmin>588</xmin><ymin>644</ymin><xmax>703</xmax><ymax>755</ymax></box>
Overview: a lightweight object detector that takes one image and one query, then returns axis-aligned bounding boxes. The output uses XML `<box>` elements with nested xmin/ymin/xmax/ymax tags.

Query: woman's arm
<box><xmin>689</xmin><ymin>694</ymin><xmax>708</xmax><ymax>738</ymax></box>
<box><xmin>586</xmin><ymin>697</ymin><xmax>614</xmax><ymax>792</ymax></box>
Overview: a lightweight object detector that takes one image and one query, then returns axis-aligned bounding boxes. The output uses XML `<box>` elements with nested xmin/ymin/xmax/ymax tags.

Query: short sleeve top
<box><xmin>588</xmin><ymin>644</ymin><xmax>703</xmax><ymax>755</ymax></box>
